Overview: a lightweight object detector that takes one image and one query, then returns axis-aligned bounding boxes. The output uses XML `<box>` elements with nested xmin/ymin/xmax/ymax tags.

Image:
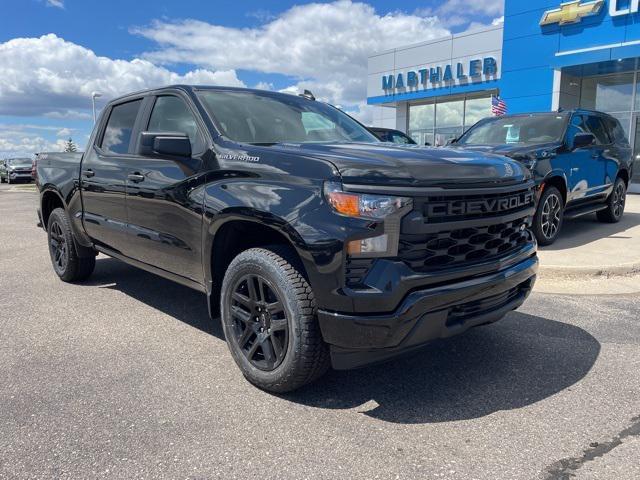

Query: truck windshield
<box><xmin>457</xmin><ymin>114</ymin><xmax>569</xmax><ymax>146</ymax></box>
<box><xmin>197</xmin><ymin>90</ymin><xmax>378</xmax><ymax>144</ymax></box>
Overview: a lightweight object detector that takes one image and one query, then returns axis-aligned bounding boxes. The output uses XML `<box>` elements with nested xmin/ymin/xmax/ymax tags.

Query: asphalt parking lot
<box><xmin>1</xmin><ymin>184</ymin><xmax>639</xmax><ymax>480</ymax></box>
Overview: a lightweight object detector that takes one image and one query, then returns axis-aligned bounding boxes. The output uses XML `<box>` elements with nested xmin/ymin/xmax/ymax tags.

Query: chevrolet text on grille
<box><xmin>426</xmin><ymin>191</ymin><xmax>535</xmax><ymax>217</ymax></box>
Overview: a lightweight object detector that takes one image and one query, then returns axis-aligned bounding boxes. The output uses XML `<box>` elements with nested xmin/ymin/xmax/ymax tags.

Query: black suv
<box><xmin>453</xmin><ymin>110</ymin><xmax>634</xmax><ymax>245</ymax></box>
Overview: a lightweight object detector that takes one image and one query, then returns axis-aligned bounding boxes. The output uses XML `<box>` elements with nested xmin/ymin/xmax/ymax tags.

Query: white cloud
<box><xmin>44</xmin><ymin>110</ymin><xmax>92</xmax><ymax>120</ymax></box>
<box><xmin>0</xmin><ymin>133</ymin><xmax>67</xmax><ymax>159</ymax></box>
<box><xmin>45</xmin><ymin>0</ymin><xmax>64</xmax><ymax>8</ymax></box>
<box><xmin>492</xmin><ymin>16</ymin><xmax>505</xmax><ymax>26</ymax></box>
<box><xmin>133</xmin><ymin>0</ymin><xmax>450</xmax><ymax>107</ymax></box>
<box><xmin>0</xmin><ymin>34</ymin><xmax>245</xmax><ymax>118</ymax></box>
<box><xmin>418</xmin><ymin>0</ymin><xmax>504</xmax><ymax>28</ymax></box>
<box><xmin>0</xmin><ymin>124</ymin><xmax>76</xmax><ymax>157</ymax></box>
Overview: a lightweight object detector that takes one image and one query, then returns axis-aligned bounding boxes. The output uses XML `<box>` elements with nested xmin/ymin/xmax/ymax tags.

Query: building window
<box><xmin>408</xmin><ymin>93</ymin><xmax>494</xmax><ymax>146</ymax></box>
<box><xmin>464</xmin><ymin>96</ymin><xmax>493</xmax><ymax>128</ymax></box>
<box><xmin>408</xmin><ymin>102</ymin><xmax>435</xmax><ymax>146</ymax></box>
<box><xmin>580</xmin><ymin>73</ymin><xmax>634</xmax><ymax>113</ymax></box>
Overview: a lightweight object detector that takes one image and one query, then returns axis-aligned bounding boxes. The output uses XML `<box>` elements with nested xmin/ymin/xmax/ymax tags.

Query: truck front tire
<box><xmin>47</xmin><ymin>208</ymin><xmax>96</xmax><ymax>282</ymax></box>
<box><xmin>220</xmin><ymin>246</ymin><xmax>330</xmax><ymax>393</ymax></box>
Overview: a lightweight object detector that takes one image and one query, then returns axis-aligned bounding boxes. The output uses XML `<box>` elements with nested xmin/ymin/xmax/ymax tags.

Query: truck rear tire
<box><xmin>220</xmin><ymin>246</ymin><xmax>330</xmax><ymax>393</ymax></box>
<box><xmin>597</xmin><ymin>177</ymin><xmax>626</xmax><ymax>223</ymax></box>
<box><xmin>47</xmin><ymin>208</ymin><xmax>96</xmax><ymax>282</ymax></box>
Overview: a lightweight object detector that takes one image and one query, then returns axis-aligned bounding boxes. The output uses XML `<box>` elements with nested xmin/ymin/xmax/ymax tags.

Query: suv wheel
<box><xmin>220</xmin><ymin>246</ymin><xmax>330</xmax><ymax>393</ymax></box>
<box><xmin>47</xmin><ymin>208</ymin><xmax>96</xmax><ymax>282</ymax></box>
<box><xmin>533</xmin><ymin>186</ymin><xmax>564</xmax><ymax>246</ymax></box>
<box><xmin>597</xmin><ymin>177</ymin><xmax>626</xmax><ymax>223</ymax></box>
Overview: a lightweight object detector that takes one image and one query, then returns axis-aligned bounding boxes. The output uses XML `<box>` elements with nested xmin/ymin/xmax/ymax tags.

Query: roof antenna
<box><xmin>299</xmin><ymin>89</ymin><xmax>316</xmax><ymax>101</ymax></box>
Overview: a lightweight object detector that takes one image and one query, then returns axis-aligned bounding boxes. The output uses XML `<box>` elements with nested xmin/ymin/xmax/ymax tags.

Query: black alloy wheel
<box><xmin>49</xmin><ymin>218</ymin><xmax>69</xmax><ymax>275</ymax></box>
<box><xmin>598</xmin><ymin>178</ymin><xmax>626</xmax><ymax>223</ymax></box>
<box><xmin>532</xmin><ymin>185</ymin><xmax>564</xmax><ymax>246</ymax></box>
<box><xmin>541</xmin><ymin>191</ymin><xmax>562</xmax><ymax>240</ymax></box>
<box><xmin>229</xmin><ymin>273</ymin><xmax>289</xmax><ymax>371</ymax></box>
<box><xmin>46</xmin><ymin>207</ymin><xmax>96</xmax><ymax>282</ymax></box>
<box><xmin>611</xmin><ymin>181</ymin><xmax>626</xmax><ymax>219</ymax></box>
<box><xmin>220</xmin><ymin>247</ymin><xmax>330</xmax><ymax>392</ymax></box>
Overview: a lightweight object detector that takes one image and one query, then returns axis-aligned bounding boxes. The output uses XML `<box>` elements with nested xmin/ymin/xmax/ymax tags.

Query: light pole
<box><xmin>91</xmin><ymin>91</ymin><xmax>102</xmax><ymax>124</ymax></box>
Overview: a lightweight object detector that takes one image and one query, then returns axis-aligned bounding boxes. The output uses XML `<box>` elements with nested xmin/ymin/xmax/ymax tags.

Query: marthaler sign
<box><xmin>381</xmin><ymin>57</ymin><xmax>498</xmax><ymax>94</ymax></box>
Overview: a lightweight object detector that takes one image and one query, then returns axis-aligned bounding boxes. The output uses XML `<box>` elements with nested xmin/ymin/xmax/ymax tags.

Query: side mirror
<box><xmin>571</xmin><ymin>132</ymin><xmax>595</xmax><ymax>150</ymax></box>
<box><xmin>424</xmin><ymin>141</ymin><xmax>431</xmax><ymax>146</ymax></box>
<box><xmin>446</xmin><ymin>137</ymin><xmax>457</xmax><ymax>146</ymax></box>
<box><xmin>138</xmin><ymin>131</ymin><xmax>191</xmax><ymax>158</ymax></box>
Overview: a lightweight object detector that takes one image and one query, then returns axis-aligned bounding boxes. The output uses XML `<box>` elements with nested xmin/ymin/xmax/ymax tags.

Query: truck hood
<box><xmin>270</xmin><ymin>142</ymin><xmax>530</xmax><ymax>187</ymax></box>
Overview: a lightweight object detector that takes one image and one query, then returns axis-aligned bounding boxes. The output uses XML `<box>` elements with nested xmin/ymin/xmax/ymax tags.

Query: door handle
<box><xmin>127</xmin><ymin>173</ymin><xmax>145</xmax><ymax>183</ymax></box>
<box><xmin>82</xmin><ymin>169</ymin><xmax>95</xmax><ymax>178</ymax></box>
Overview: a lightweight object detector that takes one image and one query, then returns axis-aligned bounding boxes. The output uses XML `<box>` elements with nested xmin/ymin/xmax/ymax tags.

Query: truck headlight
<box><xmin>324</xmin><ymin>182</ymin><xmax>411</xmax><ymax>219</ymax></box>
<box><xmin>324</xmin><ymin>181</ymin><xmax>411</xmax><ymax>257</ymax></box>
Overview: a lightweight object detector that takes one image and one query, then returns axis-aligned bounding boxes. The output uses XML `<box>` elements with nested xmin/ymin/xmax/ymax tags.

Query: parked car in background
<box><xmin>0</xmin><ymin>157</ymin><xmax>34</xmax><ymax>184</ymax></box>
<box><xmin>451</xmin><ymin>110</ymin><xmax>633</xmax><ymax>245</ymax></box>
<box><xmin>368</xmin><ymin>127</ymin><xmax>418</xmax><ymax>145</ymax></box>
<box><xmin>37</xmin><ymin>85</ymin><xmax>537</xmax><ymax>392</ymax></box>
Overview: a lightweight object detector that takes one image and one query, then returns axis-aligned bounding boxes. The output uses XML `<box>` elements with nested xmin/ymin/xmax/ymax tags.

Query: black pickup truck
<box><xmin>37</xmin><ymin>85</ymin><xmax>538</xmax><ymax>392</ymax></box>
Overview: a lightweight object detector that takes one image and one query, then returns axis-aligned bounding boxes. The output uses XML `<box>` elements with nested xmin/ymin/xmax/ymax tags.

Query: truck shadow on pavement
<box><xmin>541</xmin><ymin>212</ymin><xmax>640</xmax><ymax>251</ymax></box>
<box><xmin>84</xmin><ymin>257</ymin><xmax>225</xmax><ymax>339</ymax></box>
<box><xmin>286</xmin><ymin>314</ymin><xmax>601</xmax><ymax>424</ymax></box>
<box><xmin>86</xmin><ymin>257</ymin><xmax>600</xmax><ymax>425</ymax></box>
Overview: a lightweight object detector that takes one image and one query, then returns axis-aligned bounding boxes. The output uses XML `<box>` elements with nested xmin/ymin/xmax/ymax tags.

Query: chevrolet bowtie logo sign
<box><xmin>540</xmin><ymin>0</ymin><xmax>604</xmax><ymax>26</ymax></box>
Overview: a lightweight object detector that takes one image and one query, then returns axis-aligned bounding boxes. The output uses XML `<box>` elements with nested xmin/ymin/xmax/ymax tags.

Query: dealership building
<box><xmin>367</xmin><ymin>0</ymin><xmax>640</xmax><ymax>185</ymax></box>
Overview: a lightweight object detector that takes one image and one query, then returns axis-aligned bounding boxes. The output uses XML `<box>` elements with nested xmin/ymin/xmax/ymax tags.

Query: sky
<box><xmin>0</xmin><ymin>0</ymin><xmax>504</xmax><ymax>157</ymax></box>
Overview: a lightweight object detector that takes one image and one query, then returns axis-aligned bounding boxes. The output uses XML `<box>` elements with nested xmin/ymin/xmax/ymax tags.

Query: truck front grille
<box><xmin>398</xmin><ymin>217</ymin><xmax>530</xmax><ymax>272</ymax></box>
<box><xmin>413</xmin><ymin>186</ymin><xmax>535</xmax><ymax>224</ymax></box>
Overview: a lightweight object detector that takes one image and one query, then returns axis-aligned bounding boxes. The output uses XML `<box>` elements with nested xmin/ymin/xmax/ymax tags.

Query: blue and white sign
<box><xmin>367</xmin><ymin>25</ymin><xmax>503</xmax><ymax>105</ymax></box>
<box><xmin>381</xmin><ymin>57</ymin><xmax>498</xmax><ymax>94</ymax></box>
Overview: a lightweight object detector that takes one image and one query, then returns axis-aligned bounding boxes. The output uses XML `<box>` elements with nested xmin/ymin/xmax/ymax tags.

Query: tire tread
<box><xmin>48</xmin><ymin>208</ymin><xmax>96</xmax><ymax>282</ymax></box>
<box><xmin>221</xmin><ymin>246</ymin><xmax>329</xmax><ymax>392</ymax></box>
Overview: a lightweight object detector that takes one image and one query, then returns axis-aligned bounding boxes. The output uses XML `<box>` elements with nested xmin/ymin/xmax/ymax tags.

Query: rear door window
<box><xmin>101</xmin><ymin>99</ymin><xmax>143</xmax><ymax>154</ymax></box>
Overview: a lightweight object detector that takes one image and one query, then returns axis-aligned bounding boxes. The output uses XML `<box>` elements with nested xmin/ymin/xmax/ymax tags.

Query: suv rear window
<box><xmin>101</xmin><ymin>99</ymin><xmax>142</xmax><ymax>154</ymax></box>
<box><xmin>604</xmin><ymin>116</ymin><xmax>629</xmax><ymax>145</ymax></box>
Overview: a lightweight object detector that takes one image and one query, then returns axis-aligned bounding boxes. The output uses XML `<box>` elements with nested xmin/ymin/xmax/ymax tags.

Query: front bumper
<box><xmin>8</xmin><ymin>172</ymin><xmax>32</xmax><ymax>181</ymax></box>
<box><xmin>318</xmin><ymin>254</ymin><xmax>537</xmax><ymax>369</ymax></box>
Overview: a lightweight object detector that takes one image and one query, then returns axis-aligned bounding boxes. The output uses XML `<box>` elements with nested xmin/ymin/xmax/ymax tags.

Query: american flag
<box><xmin>491</xmin><ymin>96</ymin><xmax>507</xmax><ymax>116</ymax></box>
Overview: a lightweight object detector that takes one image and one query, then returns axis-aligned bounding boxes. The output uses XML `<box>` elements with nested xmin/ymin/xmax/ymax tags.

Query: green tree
<box><xmin>64</xmin><ymin>138</ymin><xmax>77</xmax><ymax>153</ymax></box>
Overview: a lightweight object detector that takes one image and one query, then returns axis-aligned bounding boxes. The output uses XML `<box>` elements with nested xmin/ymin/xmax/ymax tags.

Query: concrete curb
<box><xmin>538</xmin><ymin>262</ymin><xmax>640</xmax><ymax>279</ymax></box>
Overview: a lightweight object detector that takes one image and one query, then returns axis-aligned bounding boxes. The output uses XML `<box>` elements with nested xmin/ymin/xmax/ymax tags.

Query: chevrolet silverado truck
<box><xmin>451</xmin><ymin>110</ymin><xmax>633</xmax><ymax>245</ymax></box>
<box><xmin>37</xmin><ymin>85</ymin><xmax>538</xmax><ymax>392</ymax></box>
